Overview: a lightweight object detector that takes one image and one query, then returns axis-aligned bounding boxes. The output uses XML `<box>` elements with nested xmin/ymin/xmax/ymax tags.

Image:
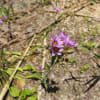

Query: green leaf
<box><xmin>18</xmin><ymin>68</ymin><xmax>23</xmax><ymax>72</ymax></box>
<box><xmin>25</xmin><ymin>72</ymin><xmax>41</xmax><ymax>79</ymax></box>
<box><xmin>32</xmin><ymin>87</ymin><xmax>37</xmax><ymax>93</ymax></box>
<box><xmin>21</xmin><ymin>89</ymin><xmax>32</xmax><ymax>100</ymax></box>
<box><xmin>7</xmin><ymin>55</ymin><xmax>19</xmax><ymax>63</ymax></box>
<box><xmin>22</xmin><ymin>65</ymin><xmax>37</xmax><ymax>72</ymax></box>
<box><xmin>78</xmin><ymin>46</ymin><xmax>90</xmax><ymax>51</ymax></box>
<box><xmin>18</xmin><ymin>65</ymin><xmax>37</xmax><ymax>72</ymax></box>
<box><xmin>0</xmin><ymin>81</ymin><xmax>2</xmax><ymax>86</ymax></box>
<box><xmin>91</xmin><ymin>42</ymin><xmax>96</xmax><ymax>48</ymax></box>
<box><xmin>51</xmin><ymin>56</ymin><xmax>57</xmax><ymax>65</ymax></box>
<box><xmin>85</xmin><ymin>40</ymin><xmax>89</xmax><ymax>46</ymax></box>
<box><xmin>32</xmin><ymin>66</ymin><xmax>37</xmax><ymax>72</ymax></box>
<box><xmin>6</xmin><ymin>68</ymin><xmax>14</xmax><ymax>75</ymax></box>
<box><xmin>63</xmin><ymin>49</ymin><xmax>74</xmax><ymax>53</ymax></box>
<box><xmin>83</xmin><ymin>41</ymin><xmax>96</xmax><ymax>49</ymax></box>
<box><xmin>94</xmin><ymin>53</ymin><xmax>100</xmax><ymax>59</ymax></box>
<box><xmin>81</xmin><ymin>65</ymin><xmax>89</xmax><ymax>73</ymax></box>
<box><xmin>27</xmin><ymin>94</ymin><xmax>38</xmax><ymax>100</ymax></box>
<box><xmin>4</xmin><ymin>51</ymin><xmax>22</xmax><ymax>56</ymax></box>
<box><xmin>22</xmin><ymin>65</ymin><xmax>33</xmax><ymax>71</ymax></box>
<box><xmin>14</xmin><ymin>73</ymin><xmax>24</xmax><ymax>80</ymax></box>
<box><xmin>2</xmin><ymin>7</ymin><xmax>9</xmax><ymax>16</ymax></box>
<box><xmin>43</xmin><ymin>79</ymin><xmax>48</xmax><ymax>90</ymax></box>
<box><xmin>9</xmin><ymin>86</ymin><xmax>20</xmax><ymax>97</ymax></box>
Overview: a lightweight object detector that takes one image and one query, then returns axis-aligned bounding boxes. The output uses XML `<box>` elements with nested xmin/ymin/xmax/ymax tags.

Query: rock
<box><xmin>26</xmin><ymin>27</ymin><xmax>33</xmax><ymax>34</ymax></box>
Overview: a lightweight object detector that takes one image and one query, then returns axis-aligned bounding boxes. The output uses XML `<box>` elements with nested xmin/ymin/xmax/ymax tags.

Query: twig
<box><xmin>0</xmin><ymin>34</ymin><xmax>36</xmax><ymax>100</ymax></box>
<box><xmin>75</xmin><ymin>13</ymin><xmax>100</xmax><ymax>22</ymax></box>
<box><xmin>38</xmin><ymin>32</ymin><xmax>47</xmax><ymax>100</ymax></box>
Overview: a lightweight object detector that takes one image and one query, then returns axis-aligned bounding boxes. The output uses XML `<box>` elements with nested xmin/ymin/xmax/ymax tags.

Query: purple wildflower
<box><xmin>38</xmin><ymin>65</ymin><xmax>44</xmax><ymax>72</ymax></box>
<box><xmin>64</xmin><ymin>35</ymin><xmax>78</xmax><ymax>48</ymax></box>
<box><xmin>38</xmin><ymin>65</ymin><xmax>43</xmax><ymax>72</ymax></box>
<box><xmin>56</xmin><ymin>7</ymin><xmax>62</xmax><ymax>12</ymax></box>
<box><xmin>0</xmin><ymin>15</ymin><xmax>7</xmax><ymax>24</ymax></box>
<box><xmin>58</xmin><ymin>31</ymin><xmax>78</xmax><ymax>48</ymax></box>
<box><xmin>0</xmin><ymin>19</ymin><xmax>4</xmax><ymax>24</ymax></box>
<box><xmin>58</xmin><ymin>31</ymin><xmax>67</xmax><ymax>40</ymax></box>
<box><xmin>50</xmin><ymin>31</ymin><xmax>78</xmax><ymax>56</ymax></box>
<box><xmin>51</xmin><ymin>34</ymin><xmax>64</xmax><ymax>56</ymax></box>
<box><xmin>52</xmin><ymin>34</ymin><xmax>64</xmax><ymax>47</ymax></box>
<box><xmin>2</xmin><ymin>15</ymin><xmax>7</xmax><ymax>21</ymax></box>
<box><xmin>52</xmin><ymin>47</ymin><xmax>64</xmax><ymax>56</ymax></box>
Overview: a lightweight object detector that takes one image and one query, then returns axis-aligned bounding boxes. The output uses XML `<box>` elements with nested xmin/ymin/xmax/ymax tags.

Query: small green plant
<box><xmin>9</xmin><ymin>86</ymin><xmax>20</xmax><ymax>98</ymax></box>
<box><xmin>81</xmin><ymin>64</ymin><xmax>89</xmax><ymax>73</ymax></box>
<box><xmin>9</xmin><ymin>86</ymin><xmax>38</xmax><ymax>100</ymax></box>
<box><xmin>80</xmin><ymin>40</ymin><xmax>96</xmax><ymax>51</ymax></box>
<box><xmin>41</xmin><ymin>31</ymin><xmax>78</xmax><ymax>89</ymax></box>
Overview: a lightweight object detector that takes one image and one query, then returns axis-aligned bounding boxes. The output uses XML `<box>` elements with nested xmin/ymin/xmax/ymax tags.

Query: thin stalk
<box><xmin>38</xmin><ymin>32</ymin><xmax>47</xmax><ymax>100</ymax></box>
<box><xmin>42</xmin><ymin>32</ymin><xmax>47</xmax><ymax>71</ymax></box>
<box><xmin>0</xmin><ymin>34</ymin><xmax>36</xmax><ymax>100</ymax></box>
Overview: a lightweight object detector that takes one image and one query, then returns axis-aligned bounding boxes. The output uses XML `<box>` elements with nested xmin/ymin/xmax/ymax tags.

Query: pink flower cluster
<box><xmin>51</xmin><ymin>31</ymin><xmax>78</xmax><ymax>56</ymax></box>
<box><xmin>0</xmin><ymin>15</ymin><xmax>7</xmax><ymax>24</ymax></box>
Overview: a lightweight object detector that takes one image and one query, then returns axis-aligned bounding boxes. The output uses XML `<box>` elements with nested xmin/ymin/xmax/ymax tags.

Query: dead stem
<box><xmin>75</xmin><ymin>13</ymin><xmax>100</xmax><ymax>22</ymax></box>
<box><xmin>0</xmin><ymin>34</ymin><xmax>36</xmax><ymax>100</ymax></box>
<box><xmin>38</xmin><ymin>32</ymin><xmax>47</xmax><ymax>100</ymax></box>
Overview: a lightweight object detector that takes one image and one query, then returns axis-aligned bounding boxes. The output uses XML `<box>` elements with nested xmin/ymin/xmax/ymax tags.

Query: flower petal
<box><xmin>56</xmin><ymin>7</ymin><xmax>62</xmax><ymax>12</ymax></box>
<box><xmin>2</xmin><ymin>15</ymin><xmax>7</xmax><ymax>20</ymax></box>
